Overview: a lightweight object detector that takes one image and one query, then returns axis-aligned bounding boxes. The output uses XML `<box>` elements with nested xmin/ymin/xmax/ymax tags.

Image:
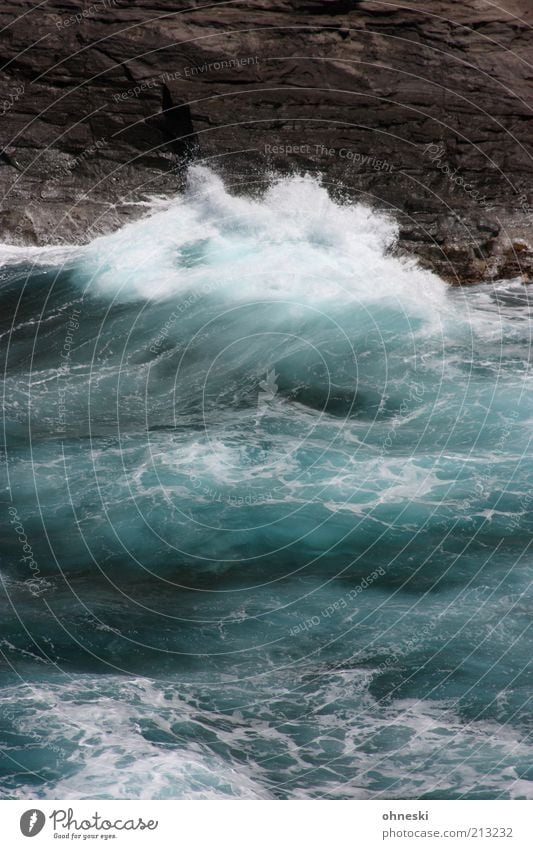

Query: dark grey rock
<box><xmin>0</xmin><ymin>0</ymin><xmax>532</xmax><ymax>283</ymax></box>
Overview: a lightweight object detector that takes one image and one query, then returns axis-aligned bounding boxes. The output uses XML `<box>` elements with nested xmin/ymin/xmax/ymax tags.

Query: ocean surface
<box><xmin>0</xmin><ymin>167</ymin><xmax>532</xmax><ymax>799</ymax></box>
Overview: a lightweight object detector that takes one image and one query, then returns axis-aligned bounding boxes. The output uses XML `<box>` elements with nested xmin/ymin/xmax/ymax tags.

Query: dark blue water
<box><xmin>1</xmin><ymin>168</ymin><xmax>532</xmax><ymax>799</ymax></box>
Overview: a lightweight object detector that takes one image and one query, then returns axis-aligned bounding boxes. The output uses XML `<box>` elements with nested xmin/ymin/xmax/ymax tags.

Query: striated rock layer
<box><xmin>0</xmin><ymin>0</ymin><xmax>532</xmax><ymax>283</ymax></box>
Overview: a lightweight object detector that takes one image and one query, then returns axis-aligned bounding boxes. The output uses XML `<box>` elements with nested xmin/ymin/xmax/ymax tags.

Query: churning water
<box><xmin>0</xmin><ymin>167</ymin><xmax>532</xmax><ymax>799</ymax></box>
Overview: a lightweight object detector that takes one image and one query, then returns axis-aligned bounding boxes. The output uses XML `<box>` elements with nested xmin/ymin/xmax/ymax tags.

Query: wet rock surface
<box><xmin>0</xmin><ymin>0</ymin><xmax>532</xmax><ymax>283</ymax></box>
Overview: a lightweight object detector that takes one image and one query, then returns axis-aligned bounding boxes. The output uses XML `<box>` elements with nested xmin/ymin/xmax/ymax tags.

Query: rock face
<box><xmin>0</xmin><ymin>0</ymin><xmax>532</xmax><ymax>283</ymax></box>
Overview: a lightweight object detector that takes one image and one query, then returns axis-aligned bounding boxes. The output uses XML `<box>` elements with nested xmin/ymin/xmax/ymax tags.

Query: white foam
<box><xmin>75</xmin><ymin>166</ymin><xmax>447</xmax><ymax>313</ymax></box>
<box><xmin>4</xmin><ymin>671</ymin><xmax>530</xmax><ymax>800</ymax></box>
<box><xmin>4</xmin><ymin>677</ymin><xmax>270</xmax><ymax>800</ymax></box>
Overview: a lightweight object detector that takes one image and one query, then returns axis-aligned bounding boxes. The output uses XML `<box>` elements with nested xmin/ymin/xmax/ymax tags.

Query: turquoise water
<box><xmin>0</xmin><ymin>168</ymin><xmax>532</xmax><ymax>799</ymax></box>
